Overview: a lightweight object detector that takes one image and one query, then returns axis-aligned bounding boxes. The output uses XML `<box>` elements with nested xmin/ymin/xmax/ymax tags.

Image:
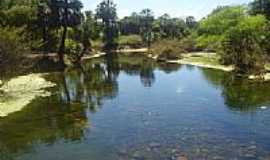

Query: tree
<box><xmin>37</xmin><ymin>1</ymin><xmax>50</xmax><ymax>53</ymax></box>
<box><xmin>250</xmin><ymin>0</ymin><xmax>270</xmax><ymax>19</ymax></box>
<box><xmin>119</xmin><ymin>12</ymin><xmax>141</xmax><ymax>35</ymax></box>
<box><xmin>220</xmin><ymin>15</ymin><xmax>268</xmax><ymax>74</ymax></box>
<box><xmin>96</xmin><ymin>0</ymin><xmax>118</xmax><ymax>50</ymax></box>
<box><xmin>185</xmin><ymin>16</ymin><xmax>197</xmax><ymax>29</ymax></box>
<box><xmin>45</xmin><ymin>0</ymin><xmax>83</xmax><ymax>65</ymax></box>
<box><xmin>139</xmin><ymin>9</ymin><xmax>154</xmax><ymax>48</ymax></box>
<box><xmin>81</xmin><ymin>11</ymin><xmax>94</xmax><ymax>52</ymax></box>
<box><xmin>158</xmin><ymin>15</ymin><xmax>187</xmax><ymax>39</ymax></box>
<box><xmin>197</xmin><ymin>5</ymin><xmax>246</xmax><ymax>50</ymax></box>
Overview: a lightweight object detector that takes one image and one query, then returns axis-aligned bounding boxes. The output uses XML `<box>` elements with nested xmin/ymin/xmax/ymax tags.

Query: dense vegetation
<box><xmin>1</xmin><ymin>0</ymin><xmax>270</xmax><ymax>75</ymax></box>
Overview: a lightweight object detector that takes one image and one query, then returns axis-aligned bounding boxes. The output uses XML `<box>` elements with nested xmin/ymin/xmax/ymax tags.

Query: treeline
<box><xmin>197</xmin><ymin>3</ymin><xmax>270</xmax><ymax>74</ymax></box>
<box><xmin>0</xmin><ymin>0</ymin><xmax>270</xmax><ymax>75</ymax></box>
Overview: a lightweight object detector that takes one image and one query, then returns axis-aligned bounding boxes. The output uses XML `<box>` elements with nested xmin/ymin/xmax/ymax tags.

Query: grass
<box><xmin>118</xmin><ymin>35</ymin><xmax>143</xmax><ymax>48</ymax></box>
<box><xmin>265</xmin><ymin>63</ymin><xmax>270</xmax><ymax>71</ymax></box>
<box><xmin>167</xmin><ymin>52</ymin><xmax>234</xmax><ymax>72</ymax></box>
<box><xmin>150</xmin><ymin>39</ymin><xmax>185</xmax><ymax>61</ymax></box>
<box><xmin>182</xmin><ymin>53</ymin><xmax>220</xmax><ymax>66</ymax></box>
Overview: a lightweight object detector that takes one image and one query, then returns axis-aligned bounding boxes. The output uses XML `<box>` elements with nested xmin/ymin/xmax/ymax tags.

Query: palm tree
<box><xmin>96</xmin><ymin>0</ymin><xmax>118</xmax><ymax>50</ymax></box>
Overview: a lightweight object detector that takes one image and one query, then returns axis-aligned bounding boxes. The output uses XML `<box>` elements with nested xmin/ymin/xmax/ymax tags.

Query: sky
<box><xmin>81</xmin><ymin>0</ymin><xmax>253</xmax><ymax>20</ymax></box>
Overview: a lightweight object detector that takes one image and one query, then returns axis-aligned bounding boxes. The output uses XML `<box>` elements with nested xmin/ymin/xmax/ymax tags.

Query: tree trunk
<box><xmin>42</xmin><ymin>25</ymin><xmax>48</xmax><ymax>54</ymax></box>
<box><xmin>58</xmin><ymin>26</ymin><xmax>67</xmax><ymax>66</ymax></box>
<box><xmin>58</xmin><ymin>0</ymin><xmax>68</xmax><ymax>66</ymax></box>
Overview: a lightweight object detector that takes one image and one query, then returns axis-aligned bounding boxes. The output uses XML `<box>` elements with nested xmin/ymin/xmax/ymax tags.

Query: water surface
<box><xmin>1</xmin><ymin>55</ymin><xmax>270</xmax><ymax>160</ymax></box>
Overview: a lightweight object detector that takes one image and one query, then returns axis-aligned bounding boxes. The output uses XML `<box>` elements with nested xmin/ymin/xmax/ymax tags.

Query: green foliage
<box><xmin>139</xmin><ymin>9</ymin><xmax>154</xmax><ymax>48</ymax></box>
<box><xmin>119</xmin><ymin>12</ymin><xmax>141</xmax><ymax>35</ymax></box>
<box><xmin>179</xmin><ymin>35</ymin><xmax>199</xmax><ymax>52</ymax></box>
<box><xmin>4</xmin><ymin>5</ymin><xmax>36</xmax><ymax>27</ymax></box>
<box><xmin>154</xmin><ymin>14</ymin><xmax>188</xmax><ymax>39</ymax></box>
<box><xmin>118</xmin><ymin>35</ymin><xmax>143</xmax><ymax>48</ymax></box>
<box><xmin>151</xmin><ymin>39</ymin><xmax>185</xmax><ymax>61</ymax></box>
<box><xmin>219</xmin><ymin>15</ymin><xmax>269</xmax><ymax>74</ymax></box>
<box><xmin>249</xmin><ymin>0</ymin><xmax>270</xmax><ymax>19</ymax></box>
<box><xmin>92</xmin><ymin>39</ymin><xmax>104</xmax><ymax>51</ymax></box>
<box><xmin>65</xmin><ymin>39</ymin><xmax>84</xmax><ymax>62</ymax></box>
<box><xmin>197</xmin><ymin>6</ymin><xmax>246</xmax><ymax>50</ymax></box>
<box><xmin>96</xmin><ymin>0</ymin><xmax>118</xmax><ymax>49</ymax></box>
<box><xmin>0</xmin><ymin>27</ymin><xmax>28</xmax><ymax>70</ymax></box>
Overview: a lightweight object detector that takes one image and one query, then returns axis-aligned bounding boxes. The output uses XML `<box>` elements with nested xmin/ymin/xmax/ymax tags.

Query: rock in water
<box><xmin>176</xmin><ymin>155</ymin><xmax>188</xmax><ymax>160</ymax></box>
<box><xmin>149</xmin><ymin>142</ymin><xmax>161</xmax><ymax>148</ymax></box>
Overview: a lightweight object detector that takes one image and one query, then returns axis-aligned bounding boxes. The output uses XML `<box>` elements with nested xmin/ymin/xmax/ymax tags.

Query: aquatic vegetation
<box><xmin>0</xmin><ymin>74</ymin><xmax>56</xmax><ymax>117</ymax></box>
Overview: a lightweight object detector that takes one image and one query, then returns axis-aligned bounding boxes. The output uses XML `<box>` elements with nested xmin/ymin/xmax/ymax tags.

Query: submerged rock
<box><xmin>0</xmin><ymin>73</ymin><xmax>56</xmax><ymax>117</ymax></box>
<box><xmin>132</xmin><ymin>151</ymin><xmax>144</xmax><ymax>160</ymax></box>
<box><xmin>118</xmin><ymin>148</ymin><xmax>128</xmax><ymax>156</ymax></box>
<box><xmin>149</xmin><ymin>142</ymin><xmax>161</xmax><ymax>148</ymax></box>
<box><xmin>175</xmin><ymin>155</ymin><xmax>188</xmax><ymax>160</ymax></box>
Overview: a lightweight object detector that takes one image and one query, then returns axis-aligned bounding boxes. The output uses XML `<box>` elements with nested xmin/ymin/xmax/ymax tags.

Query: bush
<box><xmin>196</xmin><ymin>6</ymin><xmax>246</xmax><ymax>51</ymax></box>
<box><xmin>117</xmin><ymin>35</ymin><xmax>143</xmax><ymax>48</ymax></box>
<box><xmin>65</xmin><ymin>39</ymin><xmax>84</xmax><ymax>63</ymax></box>
<box><xmin>196</xmin><ymin>35</ymin><xmax>223</xmax><ymax>51</ymax></box>
<box><xmin>92</xmin><ymin>39</ymin><xmax>104</xmax><ymax>52</ymax></box>
<box><xmin>0</xmin><ymin>27</ymin><xmax>28</xmax><ymax>71</ymax></box>
<box><xmin>219</xmin><ymin>15</ymin><xmax>268</xmax><ymax>74</ymax></box>
<box><xmin>150</xmin><ymin>39</ymin><xmax>185</xmax><ymax>61</ymax></box>
<box><xmin>180</xmin><ymin>35</ymin><xmax>200</xmax><ymax>52</ymax></box>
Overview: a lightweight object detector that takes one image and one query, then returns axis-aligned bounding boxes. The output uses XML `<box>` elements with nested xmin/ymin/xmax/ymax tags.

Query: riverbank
<box><xmin>167</xmin><ymin>52</ymin><xmax>234</xmax><ymax>72</ymax></box>
<box><xmin>25</xmin><ymin>49</ymin><xmax>270</xmax><ymax>81</ymax></box>
<box><xmin>146</xmin><ymin>51</ymin><xmax>270</xmax><ymax>81</ymax></box>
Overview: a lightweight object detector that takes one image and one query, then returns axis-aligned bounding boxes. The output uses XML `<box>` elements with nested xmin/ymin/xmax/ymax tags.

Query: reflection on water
<box><xmin>201</xmin><ymin>68</ymin><xmax>270</xmax><ymax>111</ymax></box>
<box><xmin>1</xmin><ymin>54</ymin><xmax>270</xmax><ymax>160</ymax></box>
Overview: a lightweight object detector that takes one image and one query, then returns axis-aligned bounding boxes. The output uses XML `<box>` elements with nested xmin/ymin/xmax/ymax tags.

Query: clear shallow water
<box><xmin>1</xmin><ymin>55</ymin><xmax>270</xmax><ymax>160</ymax></box>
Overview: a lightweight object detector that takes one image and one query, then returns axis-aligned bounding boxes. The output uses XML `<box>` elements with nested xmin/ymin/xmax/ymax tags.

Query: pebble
<box><xmin>213</xmin><ymin>156</ymin><xmax>224</xmax><ymax>160</ymax></box>
<box><xmin>132</xmin><ymin>152</ymin><xmax>142</xmax><ymax>159</ymax></box>
<box><xmin>249</xmin><ymin>145</ymin><xmax>257</xmax><ymax>150</ymax></box>
<box><xmin>118</xmin><ymin>149</ymin><xmax>128</xmax><ymax>156</ymax></box>
<box><xmin>176</xmin><ymin>155</ymin><xmax>188</xmax><ymax>160</ymax></box>
<box><xmin>244</xmin><ymin>153</ymin><xmax>256</xmax><ymax>158</ymax></box>
<box><xmin>149</xmin><ymin>142</ymin><xmax>161</xmax><ymax>148</ymax></box>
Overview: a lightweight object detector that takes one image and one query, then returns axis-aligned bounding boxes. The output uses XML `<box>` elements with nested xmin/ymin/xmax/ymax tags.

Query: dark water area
<box><xmin>1</xmin><ymin>54</ymin><xmax>270</xmax><ymax>160</ymax></box>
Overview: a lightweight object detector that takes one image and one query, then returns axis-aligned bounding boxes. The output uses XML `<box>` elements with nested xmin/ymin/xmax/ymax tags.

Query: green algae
<box><xmin>0</xmin><ymin>74</ymin><xmax>56</xmax><ymax>117</ymax></box>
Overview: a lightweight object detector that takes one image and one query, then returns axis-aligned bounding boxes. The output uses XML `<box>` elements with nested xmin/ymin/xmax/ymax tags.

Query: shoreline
<box><xmin>167</xmin><ymin>59</ymin><xmax>234</xmax><ymax>72</ymax></box>
<box><xmin>25</xmin><ymin>50</ymin><xmax>270</xmax><ymax>81</ymax></box>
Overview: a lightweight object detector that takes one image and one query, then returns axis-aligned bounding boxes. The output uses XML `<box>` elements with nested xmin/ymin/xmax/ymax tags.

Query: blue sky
<box><xmin>81</xmin><ymin>0</ymin><xmax>253</xmax><ymax>20</ymax></box>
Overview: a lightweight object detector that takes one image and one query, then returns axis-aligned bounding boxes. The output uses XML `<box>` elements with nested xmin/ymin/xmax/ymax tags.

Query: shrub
<box><xmin>196</xmin><ymin>6</ymin><xmax>246</xmax><ymax>51</ymax></box>
<box><xmin>92</xmin><ymin>39</ymin><xmax>104</xmax><ymax>52</ymax></box>
<box><xmin>65</xmin><ymin>39</ymin><xmax>84</xmax><ymax>63</ymax></box>
<box><xmin>180</xmin><ymin>35</ymin><xmax>200</xmax><ymax>52</ymax></box>
<box><xmin>150</xmin><ymin>39</ymin><xmax>185</xmax><ymax>61</ymax></box>
<box><xmin>219</xmin><ymin>15</ymin><xmax>268</xmax><ymax>74</ymax></box>
<box><xmin>118</xmin><ymin>35</ymin><xmax>143</xmax><ymax>48</ymax></box>
<box><xmin>0</xmin><ymin>27</ymin><xmax>28</xmax><ymax>71</ymax></box>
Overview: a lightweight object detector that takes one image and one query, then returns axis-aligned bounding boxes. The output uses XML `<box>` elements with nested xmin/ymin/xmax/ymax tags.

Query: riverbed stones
<box><xmin>118</xmin><ymin>148</ymin><xmax>128</xmax><ymax>156</ymax></box>
<box><xmin>149</xmin><ymin>142</ymin><xmax>161</xmax><ymax>148</ymax></box>
<box><xmin>132</xmin><ymin>151</ymin><xmax>145</xmax><ymax>160</ymax></box>
<box><xmin>175</xmin><ymin>155</ymin><xmax>188</xmax><ymax>160</ymax></box>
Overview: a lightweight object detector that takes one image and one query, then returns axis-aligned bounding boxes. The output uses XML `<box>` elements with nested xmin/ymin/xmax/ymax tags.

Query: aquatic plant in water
<box><xmin>0</xmin><ymin>74</ymin><xmax>56</xmax><ymax>117</ymax></box>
